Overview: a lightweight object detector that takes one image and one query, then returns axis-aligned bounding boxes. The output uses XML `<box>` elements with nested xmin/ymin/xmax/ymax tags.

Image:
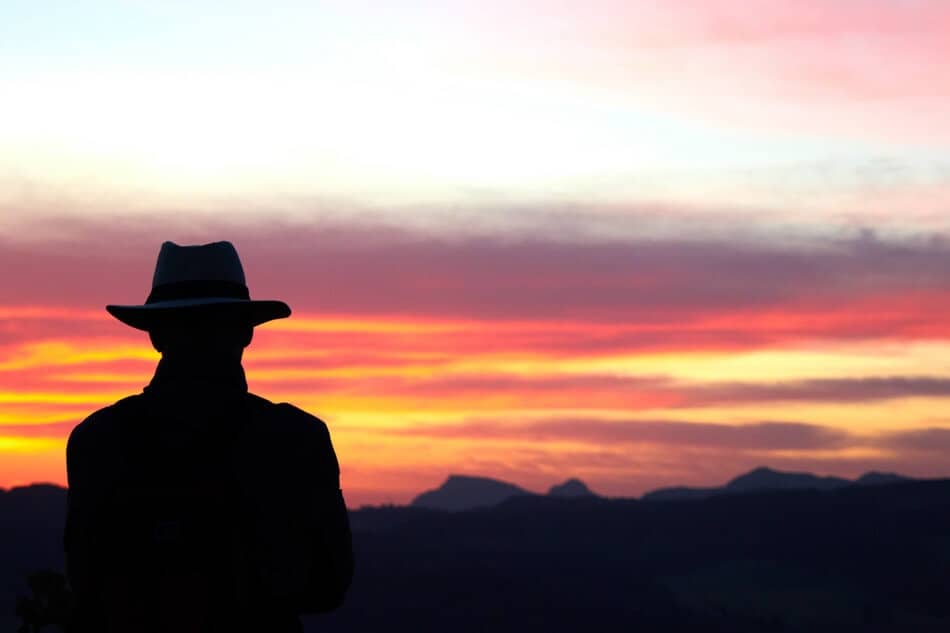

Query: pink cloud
<box><xmin>456</xmin><ymin>0</ymin><xmax>950</xmax><ymax>142</ymax></box>
<box><xmin>5</xmin><ymin>217</ymin><xmax>950</xmax><ymax>328</ymax></box>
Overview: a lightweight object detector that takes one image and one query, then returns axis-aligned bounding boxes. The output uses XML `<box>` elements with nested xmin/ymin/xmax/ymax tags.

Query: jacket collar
<box><xmin>146</xmin><ymin>354</ymin><xmax>248</xmax><ymax>394</ymax></box>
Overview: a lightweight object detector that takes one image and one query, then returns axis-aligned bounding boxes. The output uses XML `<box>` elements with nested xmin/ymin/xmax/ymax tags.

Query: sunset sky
<box><xmin>2</xmin><ymin>1</ymin><xmax>950</xmax><ymax>505</ymax></box>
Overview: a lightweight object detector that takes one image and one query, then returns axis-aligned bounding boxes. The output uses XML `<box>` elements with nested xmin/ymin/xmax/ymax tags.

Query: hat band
<box><xmin>146</xmin><ymin>280</ymin><xmax>250</xmax><ymax>304</ymax></box>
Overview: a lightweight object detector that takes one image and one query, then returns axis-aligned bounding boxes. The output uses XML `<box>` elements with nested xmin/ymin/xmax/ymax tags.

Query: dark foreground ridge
<box><xmin>4</xmin><ymin>475</ymin><xmax>950</xmax><ymax>632</ymax></box>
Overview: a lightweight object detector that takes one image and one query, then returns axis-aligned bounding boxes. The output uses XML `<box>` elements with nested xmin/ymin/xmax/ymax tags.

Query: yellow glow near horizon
<box><xmin>0</xmin><ymin>342</ymin><xmax>157</xmax><ymax>372</ymax></box>
<box><xmin>4</xmin><ymin>309</ymin><xmax>950</xmax><ymax>502</ymax></box>
<box><xmin>533</xmin><ymin>343</ymin><xmax>950</xmax><ymax>383</ymax></box>
<box><xmin>0</xmin><ymin>436</ymin><xmax>62</xmax><ymax>453</ymax></box>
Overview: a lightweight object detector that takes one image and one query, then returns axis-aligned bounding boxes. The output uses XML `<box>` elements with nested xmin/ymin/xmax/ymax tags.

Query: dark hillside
<box><xmin>3</xmin><ymin>480</ymin><xmax>949</xmax><ymax>632</ymax></box>
<box><xmin>315</xmin><ymin>480</ymin><xmax>950</xmax><ymax>632</ymax></box>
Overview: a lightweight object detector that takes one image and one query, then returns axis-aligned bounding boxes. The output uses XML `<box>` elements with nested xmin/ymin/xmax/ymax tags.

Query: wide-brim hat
<box><xmin>106</xmin><ymin>241</ymin><xmax>291</xmax><ymax>331</ymax></box>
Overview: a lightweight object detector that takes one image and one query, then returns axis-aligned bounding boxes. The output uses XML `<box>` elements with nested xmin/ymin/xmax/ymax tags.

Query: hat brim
<box><xmin>106</xmin><ymin>298</ymin><xmax>291</xmax><ymax>331</ymax></box>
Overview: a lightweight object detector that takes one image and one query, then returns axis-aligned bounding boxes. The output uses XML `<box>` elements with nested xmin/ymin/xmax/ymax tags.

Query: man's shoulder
<box><xmin>68</xmin><ymin>394</ymin><xmax>145</xmax><ymax>443</ymax></box>
<box><xmin>242</xmin><ymin>394</ymin><xmax>339</xmax><ymax>474</ymax></box>
<box><xmin>246</xmin><ymin>393</ymin><xmax>330</xmax><ymax>436</ymax></box>
<box><xmin>66</xmin><ymin>394</ymin><xmax>148</xmax><ymax>470</ymax></box>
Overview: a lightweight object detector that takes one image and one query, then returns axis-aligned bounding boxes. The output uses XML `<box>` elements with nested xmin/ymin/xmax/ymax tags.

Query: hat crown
<box><xmin>152</xmin><ymin>241</ymin><xmax>247</xmax><ymax>288</ymax></box>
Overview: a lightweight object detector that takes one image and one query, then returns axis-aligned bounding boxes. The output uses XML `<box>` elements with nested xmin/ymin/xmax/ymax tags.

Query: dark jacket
<box><xmin>64</xmin><ymin>358</ymin><xmax>353</xmax><ymax>632</ymax></box>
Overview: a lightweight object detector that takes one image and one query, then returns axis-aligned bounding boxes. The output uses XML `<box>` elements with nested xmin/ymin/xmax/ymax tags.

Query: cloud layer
<box><xmin>3</xmin><ymin>209</ymin><xmax>950</xmax><ymax>502</ymax></box>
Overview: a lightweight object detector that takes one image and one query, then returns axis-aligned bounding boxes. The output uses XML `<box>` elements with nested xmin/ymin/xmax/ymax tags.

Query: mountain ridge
<box><xmin>2</xmin><ymin>467</ymin><xmax>917</xmax><ymax>511</ymax></box>
<box><xmin>643</xmin><ymin>466</ymin><xmax>912</xmax><ymax>501</ymax></box>
<box><xmin>410</xmin><ymin>474</ymin><xmax>600</xmax><ymax>511</ymax></box>
<box><xmin>407</xmin><ymin>467</ymin><xmax>915</xmax><ymax>511</ymax></box>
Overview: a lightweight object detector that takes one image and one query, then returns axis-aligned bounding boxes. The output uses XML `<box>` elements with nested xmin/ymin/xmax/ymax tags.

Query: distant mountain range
<box><xmin>410</xmin><ymin>468</ymin><xmax>911</xmax><ymax>511</ymax></box>
<box><xmin>411</xmin><ymin>475</ymin><xmax>598</xmax><ymax>511</ymax></box>
<box><xmin>643</xmin><ymin>467</ymin><xmax>911</xmax><ymax>501</ymax></box>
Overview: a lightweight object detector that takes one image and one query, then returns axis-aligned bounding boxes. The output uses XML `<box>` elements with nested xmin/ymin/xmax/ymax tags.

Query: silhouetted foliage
<box><xmin>15</xmin><ymin>570</ymin><xmax>72</xmax><ymax>633</ymax></box>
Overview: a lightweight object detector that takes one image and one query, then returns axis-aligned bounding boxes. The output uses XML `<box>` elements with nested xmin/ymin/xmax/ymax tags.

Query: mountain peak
<box><xmin>726</xmin><ymin>467</ymin><xmax>850</xmax><ymax>492</ymax></box>
<box><xmin>548</xmin><ymin>478</ymin><xmax>597</xmax><ymax>497</ymax></box>
<box><xmin>411</xmin><ymin>475</ymin><xmax>530</xmax><ymax>512</ymax></box>
<box><xmin>855</xmin><ymin>471</ymin><xmax>910</xmax><ymax>486</ymax></box>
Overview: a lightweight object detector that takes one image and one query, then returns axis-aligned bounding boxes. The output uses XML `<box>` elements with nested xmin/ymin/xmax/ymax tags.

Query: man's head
<box><xmin>106</xmin><ymin>241</ymin><xmax>291</xmax><ymax>340</ymax></box>
<box><xmin>147</xmin><ymin>310</ymin><xmax>254</xmax><ymax>361</ymax></box>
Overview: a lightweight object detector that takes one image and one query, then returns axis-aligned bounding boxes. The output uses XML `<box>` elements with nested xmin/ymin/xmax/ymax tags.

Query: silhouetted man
<box><xmin>64</xmin><ymin>241</ymin><xmax>353</xmax><ymax>633</ymax></box>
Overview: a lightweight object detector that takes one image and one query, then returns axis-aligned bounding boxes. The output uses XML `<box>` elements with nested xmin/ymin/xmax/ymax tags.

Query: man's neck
<box><xmin>148</xmin><ymin>352</ymin><xmax>248</xmax><ymax>393</ymax></box>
